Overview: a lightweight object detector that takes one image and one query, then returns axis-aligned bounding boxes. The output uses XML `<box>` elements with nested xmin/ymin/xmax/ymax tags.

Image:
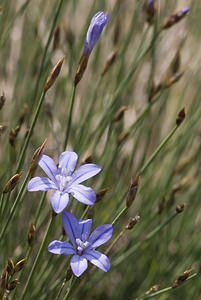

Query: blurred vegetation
<box><xmin>0</xmin><ymin>0</ymin><xmax>201</xmax><ymax>299</ymax></box>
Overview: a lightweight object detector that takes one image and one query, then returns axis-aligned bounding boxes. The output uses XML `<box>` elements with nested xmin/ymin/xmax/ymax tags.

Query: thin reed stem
<box><xmin>21</xmin><ymin>216</ymin><xmax>55</xmax><ymax>300</ymax></box>
<box><xmin>0</xmin><ymin>172</ymin><xmax>30</xmax><ymax>242</ymax></box>
<box><xmin>63</xmin><ymin>275</ymin><xmax>75</xmax><ymax>300</ymax></box>
<box><xmin>63</xmin><ymin>86</ymin><xmax>76</xmax><ymax>150</ymax></box>
<box><xmin>16</xmin><ymin>91</ymin><xmax>46</xmax><ymax>173</ymax></box>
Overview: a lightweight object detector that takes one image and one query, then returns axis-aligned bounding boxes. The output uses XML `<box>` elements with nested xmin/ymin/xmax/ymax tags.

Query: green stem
<box><xmin>0</xmin><ymin>172</ymin><xmax>30</xmax><ymax>242</ymax></box>
<box><xmin>113</xmin><ymin>211</ymin><xmax>178</xmax><ymax>266</ymax></box>
<box><xmin>63</xmin><ymin>275</ymin><xmax>75</xmax><ymax>300</ymax></box>
<box><xmin>21</xmin><ymin>216</ymin><xmax>55</xmax><ymax>300</ymax></box>
<box><xmin>139</xmin><ymin>125</ymin><xmax>178</xmax><ymax>176</ymax></box>
<box><xmin>63</xmin><ymin>86</ymin><xmax>76</xmax><ymax>150</ymax></box>
<box><xmin>31</xmin><ymin>0</ymin><xmax>65</xmax><ymax>105</ymax></box>
<box><xmin>112</xmin><ymin>206</ymin><xmax>127</xmax><ymax>226</ymax></box>
<box><xmin>0</xmin><ymin>193</ymin><xmax>4</xmax><ymax>222</ymax></box>
<box><xmin>0</xmin><ymin>0</ymin><xmax>32</xmax><ymax>48</ymax></box>
<box><xmin>16</xmin><ymin>91</ymin><xmax>46</xmax><ymax>173</ymax></box>
<box><xmin>138</xmin><ymin>273</ymin><xmax>198</xmax><ymax>299</ymax></box>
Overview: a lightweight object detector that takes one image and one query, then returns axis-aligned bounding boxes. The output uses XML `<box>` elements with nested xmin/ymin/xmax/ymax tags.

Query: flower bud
<box><xmin>44</xmin><ymin>57</ymin><xmax>64</xmax><ymax>92</ymax></box>
<box><xmin>176</xmin><ymin>108</ymin><xmax>185</xmax><ymax>126</ymax></box>
<box><xmin>144</xmin><ymin>0</ymin><xmax>157</xmax><ymax>24</ymax></box>
<box><xmin>126</xmin><ymin>175</ymin><xmax>140</xmax><ymax>208</ymax></box>
<box><xmin>0</xmin><ymin>269</ymin><xmax>8</xmax><ymax>292</ymax></box>
<box><xmin>176</xmin><ymin>203</ymin><xmax>185</xmax><ymax>213</ymax></box>
<box><xmin>162</xmin><ymin>8</ymin><xmax>190</xmax><ymax>30</ymax></box>
<box><xmin>101</xmin><ymin>49</ymin><xmax>118</xmax><ymax>77</ymax></box>
<box><xmin>172</xmin><ymin>269</ymin><xmax>193</xmax><ymax>288</ymax></box>
<box><xmin>29</xmin><ymin>139</ymin><xmax>47</xmax><ymax>177</ymax></box>
<box><xmin>74</xmin><ymin>54</ymin><xmax>89</xmax><ymax>86</ymax></box>
<box><xmin>111</xmin><ymin>106</ymin><xmax>128</xmax><ymax>123</ymax></box>
<box><xmin>28</xmin><ymin>224</ymin><xmax>36</xmax><ymax>247</ymax></box>
<box><xmin>3</xmin><ymin>173</ymin><xmax>22</xmax><ymax>193</ymax></box>
<box><xmin>65</xmin><ymin>268</ymin><xmax>73</xmax><ymax>281</ymax></box>
<box><xmin>125</xmin><ymin>215</ymin><xmax>140</xmax><ymax>230</ymax></box>
<box><xmin>84</xmin><ymin>12</ymin><xmax>109</xmax><ymax>56</ymax></box>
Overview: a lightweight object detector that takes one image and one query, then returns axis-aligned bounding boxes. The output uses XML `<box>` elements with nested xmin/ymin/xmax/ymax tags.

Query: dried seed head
<box><xmin>126</xmin><ymin>175</ymin><xmax>140</xmax><ymax>208</ymax></box>
<box><xmin>7</xmin><ymin>279</ymin><xmax>20</xmax><ymax>291</ymax></box>
<box><xmin>117</xmin><ymin>129</ymin><xmax>131</xmax><ymax>146</ymax></box>
<box><xmin>74</xmin><ymin>54</ymin><xmax>89</xmax><ymax>86</ymax></box>
<box><xmin>44</xmin><ymin>57</ymin><xmax>64</xmax><ymax>92</ymax></box>
<box><xmin>162</xmin><ymin>8</ymin><xmax>190</xmax><ymax>30</ymax></box>
<box><xmin>96</xmin><ymin>188</ymin><xmax>108</xmax><ymax>203</ymax></box>
<box><xmin>176</xmin><ymin>108</ymin><xmax>186</xmax><ymax>126</ymax></box>
<box><xmin>14</xmin><ymin>259</ymin><xmax>27</xmax><ymax>273</ymax></box>
<box><xmin>29</xmin><ymin>139</ymin><xmax>47</xmax><ymax>177</ymax></box>
<box><xmin>111</xmin><ymin>106</ymin><xmax>128</xmax><ymax>123</ymax></box>
<box><xmin>53</xmin><ymin>24</ymin><xmax>61</xmax><ymax>51</ymax></box>
<box><xmin>171</xmin><ymin>50</ymin><xmax>181</xmax><ymax>74</ymax></box>
<box><xmin>3</xmin><ymin>173</ymin><xmax>22</xmax><ymax>193</ymax></box>
<box><xmin>148</xmin><ymin>81</ymin><xmax>162</xmax><ymax>102</ymax></box>
<box><xmin>172</xmin><ymin>269</ymin><xmax>193</xmax><ymax>288</ymax></box>
<box><xmin>101</xmin><ymin>49</ymin><xmax>118</xmax><ymax>77</ymax></box>
<box><xmin>145</xmin><ymin>284</ymin><xmax>159</xmax><ymax>295</ymax></box>
<box><xmin>9</xmin><ymin>126</ymin><xmax>20</xmax><ymax>147</ymax></box>
<box><xmin>0</xmin><ymin>92</ymin><xmax>6</xmax><ymax>110</ymax></box>
<box><xmin>144</xmin><ymin>0</ymin><xmax>158</xmax><ymax>24</ymax></box>
<box><xmin>65</xmin><ymin>268</ymin><xmax>73</xmax><ymax>281</ymax></box>
<box><xmin>28</xmin><ymin>224</ymin><xmax>36</xmax><ymax>247</ymax></box>
<box><xmin>176</xmin><ymin>203</ymin><xmax>185</xmax><ymax>213</ymax></box>
<box><xmin>6</xmin><ymin>259</ymin><xmax>15</xmax><ymax>276</ymax></box>
<box><xmin>125</xmin><ymin>215</ymin><xmax>140</xmax><ymax>230</ymax></box>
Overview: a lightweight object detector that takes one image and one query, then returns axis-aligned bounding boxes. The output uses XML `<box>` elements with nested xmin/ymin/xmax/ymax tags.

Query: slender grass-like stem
<box><xmin>63</xmin><ymin>275</ymin><xmax>75</xmax><ymax>300</ymax></box>
<box><xmin>137</xmin><ymin>273</ymin><xmax>198</xmax><ymax>300</ymax></box>
<box><xmin>21</xmin><ymin>216</ymin><xmax>55</xmax><ymax>300</ymax></box>
<box><xmin>16</xmin><ymin>91</ymin><xmax>46</xmax><ymax>173</ymax></box>
<box><xmin>112</xmin><ymin>206</ymin><xmax>127</xmax><ymax>226</ymax></box>
<box><xmin>63</xmin><ymin>86</ymin><xmax>76</xmax><ymax>150</ymax></box>
<box><xmin>0</xmin><ymin>172</ymin><xmax>30</xmax><ymax>242</ymax></box>
<box><xmin>113</xmin><ymin>211</ymin><xmax>178</xmax><ymax>266</ymax></box>
<box><xmin>31</xmin><ymin>0</ymin><xmax>65</xmax><ymax>105</ymax></box>
<box><xmin>139</xmin><ymin>125</ymin><xmax>178</xmax><ymax>176</ymax></box>
<box><xmin>0</xmin><ymin>193</ymin><xmax>4</xmax><ymax>221</ymax></box>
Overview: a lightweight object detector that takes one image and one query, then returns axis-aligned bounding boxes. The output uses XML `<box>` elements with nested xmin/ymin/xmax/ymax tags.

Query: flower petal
<box><xmin>27</xmin><ymin>177</ymin><xmax>57</xmax><ymax>192</ymax></box>
<box><xmin>58</xmin><ymin>151</ymin><xmax>78</xmax><ymax>173</ymax></box>
<box><xmin>38</xmin><ymin>154</ymin><xmax>58</xmax><ymax>182</ymax></box>
<box><xmin>51</xmin><ymin>191</ymin><xmax>69</xmax><ymax>214</ymax></box>
<box><xmin>89</xmin><ymin>224</ymin><xmax>113</xmax><ymax>248</ymax></box>
<box><xmin>62</xmin><ymin>211</ymin><xmax>81</xmax><ymax>246</ymax></box>
<box><xmin>48</xmin><ymin>240</ymin><xmax>75</xmax><ymax>255</ymax></box>
<box><xmin>78</xmin><ymin>219</ymin><xmax>92</xmax><ymax>241</ymax></box>
<box><xmin>83</xmin><ymin>250</ymin><xmax>110</xmax><ymax>272</ymax></box>
<box><xmin>70</xmin><ymin>184</ymin><xmax>96</xmax><ymax>205</ymax></box>
<box><xmin>71</xmin><ymin>164</ymin><xmax>101</xmax><ymax>185</ymax></box>
<box><xmin>70</xmin><ymin>255</ymin><xmax>88</xmax><ymax>277</ymax></box>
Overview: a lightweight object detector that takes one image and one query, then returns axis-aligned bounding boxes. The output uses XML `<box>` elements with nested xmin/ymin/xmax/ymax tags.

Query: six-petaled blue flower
<box><xmin>48</xmin><ymin>211</ymin><xmax>113</xmax><ymax>277</ymax></box>
<box><xmin>27</xmin><ymin>151</ymin><xmax>101</xmax><ymax>214</ymax></box>
<box><xmin>84</xmin><ymin>11</ymin><xmax>109</xmax><ymax>56</ymax></box>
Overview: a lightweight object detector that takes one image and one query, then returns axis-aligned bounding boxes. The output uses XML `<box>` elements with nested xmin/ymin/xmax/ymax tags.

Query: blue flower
<box><xmin>27</xmin><ymin>151</ymin><xmax>101</xmax><ymax>214</ymax></box>
<box><xmin>48</xmin><ymin>211</ymin><xmax>113</xmax><ymax>277</ymax></box>
<box><xmin>84</xmin><ymin>11</ymin><xmax>109</xmax><ymax>56</ymax></box>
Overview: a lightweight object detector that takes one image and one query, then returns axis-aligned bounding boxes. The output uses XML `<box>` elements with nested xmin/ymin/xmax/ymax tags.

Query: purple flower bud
<box><xmin>147</xmin><ymin>0</ymin><xmax>154</xmax><ymax>8</ymax></box>
<box><xmin>178</xmin><ymin>7</ymin><xmax>190</xmax><ymax>17</ymax></box>
<box><xmin>84</xmin><ymin>11</ymin><xmax>109</xmax><ymax>56</ymax></box>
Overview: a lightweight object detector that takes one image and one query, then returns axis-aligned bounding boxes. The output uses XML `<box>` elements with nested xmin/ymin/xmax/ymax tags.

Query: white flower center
<box><xmin>76</xmin><ymin>238</ymin><xmax>90</xmax><ymax>256</ymax></box>
<box><xmin>55</xmin><ymin>168</ymin><xmax>72</xmax><ymax>191</ymax></box>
